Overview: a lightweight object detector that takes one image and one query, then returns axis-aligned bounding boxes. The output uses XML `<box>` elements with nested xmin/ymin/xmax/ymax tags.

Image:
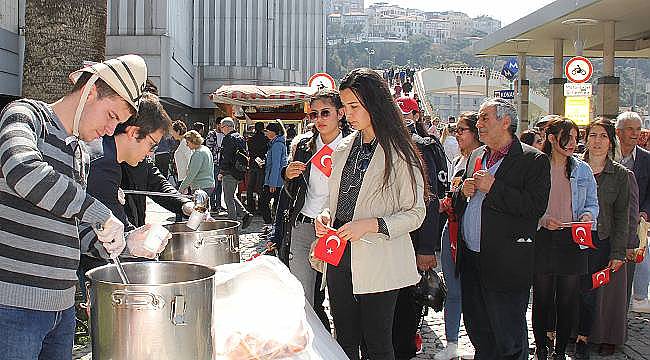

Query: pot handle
<box><xmin>229</xmin><ymin>235</ymin><xmax>239</xmax><ymax>253</ymax></box>
<box><xmin>171</xmin><ymin>295</ymin><xmax>186</xmax><ymax>326</ymax></box>
<box><xmin>194</xmin><ymin>234</ymin><xmax>236</xmax><ymax>249</ymax></box>
<box><xmin>111</xmin><ymin>290</ymin><xmax>165</xmax><ymax>309</ymax></box>
<box><xmin>80</xmin><ymin>282</ymin><xmax>92</xmax><ymax>318</ymax></box>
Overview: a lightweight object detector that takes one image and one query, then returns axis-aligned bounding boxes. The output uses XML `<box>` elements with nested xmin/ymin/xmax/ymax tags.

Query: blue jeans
<box><xmin>633</xmin><ymin>246</ymin><xmax>649</xmax><ymax>300</ymax></box>
<box><xmin>0</xmin><ymin>304</ymin><xmax>75</xmax><ymax>360</ymax></box>
<box><xmin>441</xmin><ymin>221</ymin><xmax>462</xmax><ymax>343</ymax></box>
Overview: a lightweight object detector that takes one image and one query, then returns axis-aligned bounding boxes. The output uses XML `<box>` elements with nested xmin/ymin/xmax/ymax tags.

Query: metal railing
<box><xmin>439</xmin><ymin>66</ymin><xmax>507</xmax><ymax>81</ymax></box>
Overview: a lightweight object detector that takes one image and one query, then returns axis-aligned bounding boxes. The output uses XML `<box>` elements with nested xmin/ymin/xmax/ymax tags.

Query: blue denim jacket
<box><xmin>264</xmin><ymin>135</ymin><xmax>288</xmax><ymax>188</ymax></box>
<box><xmin>570</xmin><ymin>156</ymin><xmax>599</xmax><ymax>228</ymax></box>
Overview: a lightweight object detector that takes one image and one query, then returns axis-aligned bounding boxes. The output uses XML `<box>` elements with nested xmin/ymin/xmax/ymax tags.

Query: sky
<box><xmin>366</xmin><ymin>0</ymin><xmax>557</xmax><ymax>26</ymax></box>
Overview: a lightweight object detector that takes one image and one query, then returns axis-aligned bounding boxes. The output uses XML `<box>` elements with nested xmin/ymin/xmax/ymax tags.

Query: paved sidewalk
<box><xmin>73</xmin><ymin>200</ymin><xmax>650</xmax><ymax>359</ymax></box>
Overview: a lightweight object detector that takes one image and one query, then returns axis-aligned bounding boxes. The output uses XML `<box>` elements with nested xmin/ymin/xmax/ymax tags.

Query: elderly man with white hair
<box><xmin>616</xmin><ymin>111</ymin><xmax>650</xmax><ymax>313</ymax></box>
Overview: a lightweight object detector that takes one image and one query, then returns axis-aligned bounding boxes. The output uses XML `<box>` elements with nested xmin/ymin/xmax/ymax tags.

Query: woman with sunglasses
<box><xmin>179</xmin><ymin>130</ymin><xmax>215</xmax><ymax>198</ymax></box>
<box><xmin>315</xmin><ymin>68</ymin><xmax>426</xmax><ymax>360</ymax></box>
<box><xmin>533</xmin><ymin>118</ymin><xmax>598</xmax><ymax>359</ymax></box>
<box><xmin>436</xmin><ymin>111</ymin><xmax>482</xmax><ymax>360</ymax></box>
<box><xmin>281</xmin><ymin>88</ymin><xmax>351</xmax><ymax>330</ymax></box>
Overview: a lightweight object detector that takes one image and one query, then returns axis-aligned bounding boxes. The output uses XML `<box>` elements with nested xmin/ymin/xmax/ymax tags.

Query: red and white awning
<box><xmin>209</xmin><ymin>85</ymin><xmax>318</xmax><ymax>107</ymax></box>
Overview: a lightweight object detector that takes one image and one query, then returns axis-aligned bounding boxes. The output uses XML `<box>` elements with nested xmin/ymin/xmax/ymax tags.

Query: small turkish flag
<box><xmin>571</xmin><ymin>222</ymin><xmax>596</xmax><ymax>249</ymax></box>
<box><xmin>473</xmin><ymin>156</ymin><xmax>482</xmax><ymax>175</ymax></box>
<box><xmin>311</xmin><ymin>144</ymin><xmax>334</xmax><ymax>177</ymax></box>
<box><xmin>592</xmin><ymin>267</ymin><xmax>611</xmax><ymax>289</ymax></box>
<box><xmin>313</xmin><ymin>229</ymin><xmax>347</xmax><ymax>266</ymax></box>
<box><xmin>635</xmin><ymin>247</ymin><xmax>646</xmax><ymax>263</ymax></box>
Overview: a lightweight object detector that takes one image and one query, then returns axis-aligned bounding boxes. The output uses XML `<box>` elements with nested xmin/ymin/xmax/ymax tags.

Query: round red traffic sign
<box><xmin>565</xmin><ymin>56</ymin><xmax>593</xmax><ymax>83</ymax></box>
<box><xmin>308</xmin><ymin>73</ymin><xmax>336</xmax><ymax>90</ymax></box>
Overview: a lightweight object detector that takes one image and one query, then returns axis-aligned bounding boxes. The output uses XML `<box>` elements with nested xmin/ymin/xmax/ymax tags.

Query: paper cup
<box><xmin>186</xmin><ymin>210</ymin><xmax>206</xmax><ymax>230</ymax></box>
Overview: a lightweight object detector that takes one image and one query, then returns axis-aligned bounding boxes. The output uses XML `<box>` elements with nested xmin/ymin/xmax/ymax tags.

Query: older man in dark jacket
<box><xmin>455</xmin><ymin>98</ymin><xmax>551</xmax><ymax>360</ymax></box>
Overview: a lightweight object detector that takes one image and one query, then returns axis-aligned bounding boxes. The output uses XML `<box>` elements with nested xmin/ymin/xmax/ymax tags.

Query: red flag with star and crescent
<box><xmin>314</xmin><ymin>229</ymin><xmax>347</xmax><ymax>266</ymax></box>
<box><xmin>311</xmin><ymin>144</ymin><xmax>334</xmax><ymax>177</ymax></box>
<box><xmin>571</xmin><ymin>222</ymin><xmax>596</xmax><ymax>249</ymax></box>
<box><xmin>592</xmin><ymin>267</ymin><xmax>611</xmax><ymax>289</ymax></box>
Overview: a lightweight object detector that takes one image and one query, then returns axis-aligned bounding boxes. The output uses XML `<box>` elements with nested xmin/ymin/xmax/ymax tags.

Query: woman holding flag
<box><xmin>282</xmin><ymin>88</ymin><xmax>350</xmax><ymax>322</ymax></box>
<box><xmin>315</xmin><ymin>68</ymin><xmax>426</xmax><ymax>360</ymax></box>
<box><xmin>533</xmin><ymin>118</ymin><xmax>599</xmax><ymax>359</ymax></box>
<box><xmin>576</xmin><ymin>118</ymin><xmax>632</xmax><ymax>357</ymax></box>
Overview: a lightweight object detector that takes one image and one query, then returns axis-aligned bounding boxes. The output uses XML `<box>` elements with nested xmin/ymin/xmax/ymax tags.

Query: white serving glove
<box><xmin>94</xmin><ymin>214</ymin><xmax>126</xmax><ymax>259</ymax></box>
<box><xmin>126</xmin><ymin>224</ymin><xmax>171</xmax><ymax>259</ymax></box>
<box><xmin>182</xmin><ymin>201</ymin><xmax>195</xmax><ymax>216</ymax></box>
<box><xmin>117</xmin><ymin>188</ymin><xmax>126</xmax><ymax>205</ymax></box>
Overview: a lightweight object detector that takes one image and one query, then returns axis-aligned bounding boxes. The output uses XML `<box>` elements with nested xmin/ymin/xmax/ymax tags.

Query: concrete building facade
<box><xmin>0</xmin><ymin>0</ymin><xmax>327</xmax><ymax>121</ymax></box>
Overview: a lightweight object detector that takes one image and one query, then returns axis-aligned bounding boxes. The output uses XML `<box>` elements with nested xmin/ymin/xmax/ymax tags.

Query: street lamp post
<box><xmin>365</xmin><ymin>48</ymin><xmax>376</xmax><ymax>69</ymax></box>
<box><xmin>456</xmin><ymin>75</ymin><xmax>462</xmax><ymax>117</ymax></box>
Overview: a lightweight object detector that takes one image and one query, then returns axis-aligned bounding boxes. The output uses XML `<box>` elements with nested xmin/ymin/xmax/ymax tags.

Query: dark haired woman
<box><xmin>259</xmin><ymin>122</ymin><xmax>287</xmax><ymax>226</ymax></box>
<box><xmin>281</xmin><ymin>89</ymin><xmax>351</xmax><ymax>330</ymax></box>
<box><xmin>533</xmin><ymin>118</ymin><xmax>599</xmax><ymax>359</ymax></box>
<box><xmin>520</xmin><ymin>128</ymin><xmax>544</xmax><ymax>151</ymax></box>
<box><xmin>436</xmin><ymin>111</ymin><xmax>482</xmax><ymax>360</ymax></box>
<box><xmin>576</xmin><ymin>119</ymin><xmax>633</xmax><ymax>357</ymax></box>
<box><xmin>315</xmin><ymin>68</ymin><xmax>426</xmax><ymax>360</ymax></box>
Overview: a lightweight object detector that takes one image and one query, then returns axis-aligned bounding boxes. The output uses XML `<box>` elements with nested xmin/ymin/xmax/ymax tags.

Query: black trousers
<box><xmin>313</xmin><ymin>272</ymin><xmax>331</xmax><ymax>333</ymax></box>
<box><xmin>259</xmin><ymin>185</ymin><xmax>280</xmax><ymax>224</ymax></box>
<box><xmin>532</xmin><ymin>273</ymin><xmax>580</xmax><ymax>354</ymax></box>
<box><xmin>327</xmin><ymin>240</ymin><xmax>399</xmax><ymax>360</ymax></box>
<box><xmin>154</xmin><ymin>152</ymin><xmax>171</xmax><ymax>178</ymax></box>
<box><xmin>392</xmin><ymin>285</ymin><xmax>423</xmax><ymax>360</ymax></box>
<box><xmin>246</xmin><ymin>167</ymin><xmax>264</xmax><ymax>212</ymax></box>
<box><xmin>460</xmin><ymin>248</ymin><xmax>530</xmax><ymax>360</ymax></box>
<box><xmin>578</xmin><ymin>237</ymin><xmax>610</xmax><ymax>337</ymax></box>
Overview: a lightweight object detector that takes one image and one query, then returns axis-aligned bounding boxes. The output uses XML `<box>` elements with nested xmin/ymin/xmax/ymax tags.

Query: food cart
<box><xmin>209</xmin><ymin>85</ymin><xmax>319</xmax><ymax>135</ymax></box>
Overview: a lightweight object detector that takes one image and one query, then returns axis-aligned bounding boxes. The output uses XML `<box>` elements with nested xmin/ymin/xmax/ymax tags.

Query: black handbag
<box><xmin>413</xmin><ymin>269</ymin><xmax>447</xmax><ymax>312</ymax></box>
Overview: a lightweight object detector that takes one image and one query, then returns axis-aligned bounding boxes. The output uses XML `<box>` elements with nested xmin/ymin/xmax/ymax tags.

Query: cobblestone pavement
<box><xmin>73</xmin><ymin>200</ymin><xmax>650</xmax><ymax>359</ymax></box>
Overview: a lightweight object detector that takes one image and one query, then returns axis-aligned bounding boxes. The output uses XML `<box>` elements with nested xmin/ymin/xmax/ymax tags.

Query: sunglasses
<box><xmin>308</xmin><ymin>109</ymin><xmax>332</xmax><ymax>121</ymax></box>
<box><xmin>453</xmin><ymin>126</ymin><xmax>472</xmax><ymax>135</ymax></box>
<box><xmin>147</xmin><ymin>134</ymin><xmax>160</xmax><ymax>152</ymax></box>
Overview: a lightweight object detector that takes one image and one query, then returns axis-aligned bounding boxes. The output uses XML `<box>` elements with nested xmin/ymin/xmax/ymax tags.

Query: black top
<box><xmin>219</xmin><ymin>130</ymin><xmax>247</xmax><ymax>180</ymax></box>
<box><xmin>247</xmin><ymin>131</ymin><xmax>269</xmax><ymax>168</ymax></box>
<box><xmin>334</xmin><ymin>134</ymin><xmax>389</xmax><ymax>235</ymax></box>
<box><xmin>121</xmin><ymin>157</ymin><xmax>190</xmax><ymax>227</ymax></box>
<box><xmin>86</xmin><ymin>136</ymin><xmax>131</xmax><ymax>229</ymax></box>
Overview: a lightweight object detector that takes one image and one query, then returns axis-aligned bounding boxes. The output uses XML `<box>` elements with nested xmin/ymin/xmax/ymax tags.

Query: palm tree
<box><xmin>22</xmin><ymin>0</ymin><xmax>107</xmax><ymax>102</ymax></box>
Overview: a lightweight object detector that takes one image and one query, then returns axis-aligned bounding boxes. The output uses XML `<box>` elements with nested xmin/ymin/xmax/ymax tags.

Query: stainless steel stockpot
<box><xmin>161</xmin><ymin>220</ymin><xmax>241</xmax><ymax>267</ymax></box>
<box><xmin>85</xmin><ymin>261</ymin><xmax>214</xmax><ymax>360</ymax></box>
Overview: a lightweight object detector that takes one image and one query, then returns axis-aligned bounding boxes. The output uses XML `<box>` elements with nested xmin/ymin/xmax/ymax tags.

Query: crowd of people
<box><xmin>0</xmin><ymin>53</ymin><xmax>648</xmax><ymax>360</ymax></box>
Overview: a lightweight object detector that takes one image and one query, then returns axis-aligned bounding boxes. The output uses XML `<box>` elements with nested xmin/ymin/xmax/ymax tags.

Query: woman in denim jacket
<box><xmin>532</xmin><ymin>118</ymin><xmax>599</xmax><ymax>359</ymax></box>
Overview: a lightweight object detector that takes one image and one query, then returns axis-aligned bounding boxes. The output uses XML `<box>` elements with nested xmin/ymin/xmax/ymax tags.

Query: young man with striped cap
<box><xmin>0</xmin><ymin>55</ymin><xmax>150</xmax><ymax>358</ymax></box>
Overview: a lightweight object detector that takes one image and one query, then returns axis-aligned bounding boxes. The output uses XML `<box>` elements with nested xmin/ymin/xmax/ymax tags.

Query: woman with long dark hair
<box><xmin>315</xmin><ymin>68</ymin><xmax>426</xmax><ymax>360</ymax></box>
<box><xmin>281</xmin><ymin>88</ymin><xmax>351</xmax><ymax>330</ymax></box>
<box><xmin>576</xmin><ymin>118</ymin><xmax>632</xmax><ymax>357</ymax></box>
<box><xmin>533</xmin><ymin>118</ymin><xmax>599</xmax><ymax>359</ymax></box>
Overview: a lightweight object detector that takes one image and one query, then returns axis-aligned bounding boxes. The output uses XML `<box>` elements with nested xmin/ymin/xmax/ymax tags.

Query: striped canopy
<box><xmin>209</xmin><ymin>85</ymin><xmax>318</xmax><ymax>107</ymax></box>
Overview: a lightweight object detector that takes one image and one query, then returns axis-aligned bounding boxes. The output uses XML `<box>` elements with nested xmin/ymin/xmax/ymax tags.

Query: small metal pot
<box><xmin>85</xmin><ymin>261</ymin><xmax>215</xmax><ymax>360</ymax></box>
<box><xmin>161</xmin><ymin>220</ymin><xmax>241</xmax><ymax>267</ymax></box>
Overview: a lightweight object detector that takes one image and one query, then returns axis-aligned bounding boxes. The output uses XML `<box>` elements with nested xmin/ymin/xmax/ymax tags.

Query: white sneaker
<box><xmin>630</xmin><ymin>298</ymin><xmax>650</xmax><ymax>313</ymax></box>
<box><xmin>434</xmin><ymin>342</ymin><xmax>459</xmax><ymax>360</ymax></box>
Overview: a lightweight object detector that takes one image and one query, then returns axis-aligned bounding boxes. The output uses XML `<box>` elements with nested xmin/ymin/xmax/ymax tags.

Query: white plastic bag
<box><xmin>212</xmin><ymin>256</ymin><xmax>312</xmax><ymax>359</ymax></box>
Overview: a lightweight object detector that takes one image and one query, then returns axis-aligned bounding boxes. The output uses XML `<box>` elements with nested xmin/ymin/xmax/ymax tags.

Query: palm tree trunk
<box><xmin>22</xmin><ymin>0</ymin><xmax>107</xmax><ymax>102</ymax></box>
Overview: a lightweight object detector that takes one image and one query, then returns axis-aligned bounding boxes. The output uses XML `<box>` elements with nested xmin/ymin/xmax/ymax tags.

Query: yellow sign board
<box><xmin>565</xmin><ymin>96</ymin><xmax>590</xmax><ymax>126</ymax></box>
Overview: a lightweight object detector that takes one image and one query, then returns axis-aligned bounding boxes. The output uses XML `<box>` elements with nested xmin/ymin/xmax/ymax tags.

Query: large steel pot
<box><xmin>161</xmin><ymin>220</ymin><xmax>241</xmax><ymax>267</ymax></box>
<box><xmin>86</xmin><ymin>261</ymin><xmax>214</xmax><ymax>360</ymax></box>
